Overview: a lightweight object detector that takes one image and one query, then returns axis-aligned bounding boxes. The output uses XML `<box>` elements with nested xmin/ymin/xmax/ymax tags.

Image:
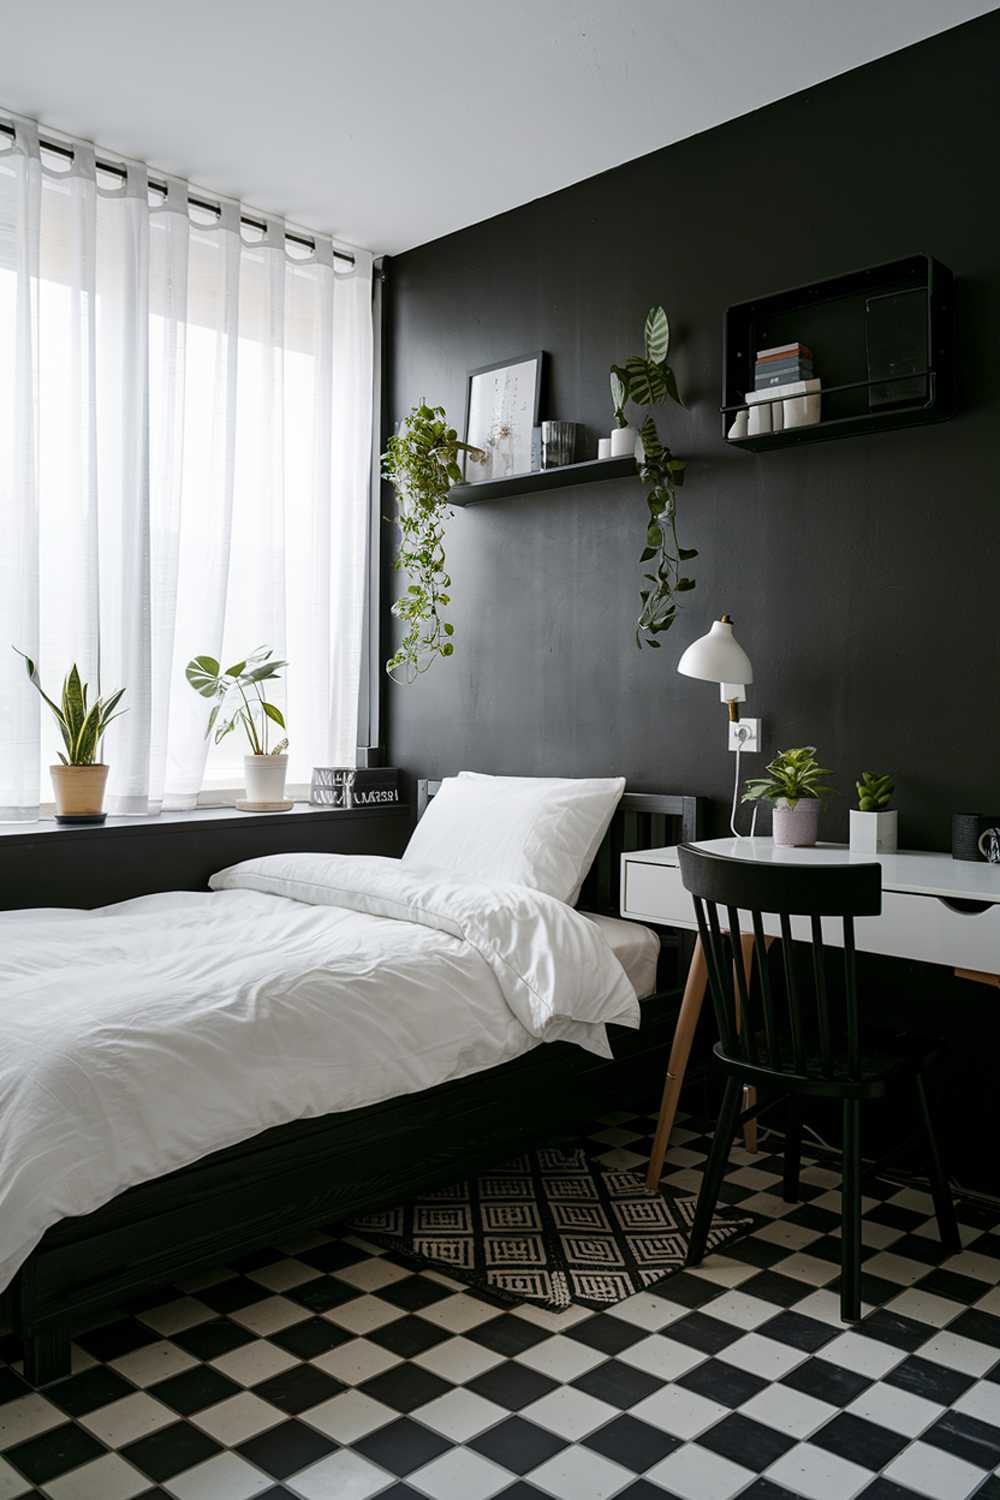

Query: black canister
<box><xmin>952</xmin><ymin>812</ymin><xmax>1000</xmax><ymax>861</ymax></box>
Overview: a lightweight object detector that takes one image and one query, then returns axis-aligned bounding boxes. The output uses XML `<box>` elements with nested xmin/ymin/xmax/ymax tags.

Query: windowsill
<box><xmin>0</xmin><ymin>801</ymin><xmax>409</xmax><ymax>845</ymax></box>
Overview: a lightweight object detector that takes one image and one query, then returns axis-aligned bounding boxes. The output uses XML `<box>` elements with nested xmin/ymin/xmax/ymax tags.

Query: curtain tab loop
<box><xmin>152</xmin><ymin>174</ymin><xmax>189</xmax><ymax>215</ymax></box>
<box><xmin>217</xmin><ymin>199</ymin><xmax>240</xmax><ymax>235</ymax></box>
<box><xmin>253</xmin><ymin>213</ymin><xmax>286</xmax><ymax>249</ymax></box>
<box><xmin>11</xmin><ymin>117</ymin><xmax>40</xmax><ymax>160</ymax></box>
<box><xmin>71</xmin><ymin>141</ymin><xmax>96</xmax><ymax>182</ymax></box>
<box><xmin>123</xmin><ymin>160</ymin><xmax>148</xmax><ymax>200</ymax></box>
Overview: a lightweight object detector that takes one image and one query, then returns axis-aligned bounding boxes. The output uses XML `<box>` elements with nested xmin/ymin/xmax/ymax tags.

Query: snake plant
<box><xmin>14</xmin><ymin>649</ymin><xmax>126</xmax><ymax>765</ymax></box>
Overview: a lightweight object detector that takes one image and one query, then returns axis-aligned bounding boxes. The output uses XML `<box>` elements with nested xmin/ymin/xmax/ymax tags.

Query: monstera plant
<box><xmin>382</xmin><ymin>401</ymin><xmax>486</xmax><ymax>684</ymax></box>
<box><xmin>611</xmin><ymin>306</ymin><xmax>693</xmax><ymax>647</ymax></box>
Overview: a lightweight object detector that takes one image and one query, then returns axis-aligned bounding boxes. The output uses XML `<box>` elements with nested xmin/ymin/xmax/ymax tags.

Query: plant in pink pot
<box><xmin>742</xmin><ymin>746</ymin><xmax>835</xmax><ymax>848</ymax></box>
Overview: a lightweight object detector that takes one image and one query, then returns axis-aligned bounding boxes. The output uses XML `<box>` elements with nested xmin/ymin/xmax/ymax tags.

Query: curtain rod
<box><xmin>0</xmin><ymin>122</ymin><xmax>355</xmax><ymax>266</ymax></box>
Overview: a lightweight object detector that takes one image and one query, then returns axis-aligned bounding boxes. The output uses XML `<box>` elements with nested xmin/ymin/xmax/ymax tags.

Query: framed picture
<box><xmin>463</xmin><ymin>351</ymin><xmax>544</xmax><ymax>481</ymax></box>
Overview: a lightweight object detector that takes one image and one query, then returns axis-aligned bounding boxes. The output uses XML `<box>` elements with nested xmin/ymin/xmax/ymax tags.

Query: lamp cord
<box><xmin>730</xmin><ymin>732</ymin><xmax>758</xmax><ymax>840</ymax></box>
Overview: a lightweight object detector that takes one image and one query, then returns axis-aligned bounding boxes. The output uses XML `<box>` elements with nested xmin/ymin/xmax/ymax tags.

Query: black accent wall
<box><xmin>384</xmin><ymin>12</ymin><xmax>1000</xmax><ymax>852</ymax></box>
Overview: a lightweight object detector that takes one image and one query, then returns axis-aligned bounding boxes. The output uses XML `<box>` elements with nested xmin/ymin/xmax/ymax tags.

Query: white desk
<box><xmin>622</xmin><ymin>838</ymin><xmax>1000</xmax><ymax>1189</ymax></box>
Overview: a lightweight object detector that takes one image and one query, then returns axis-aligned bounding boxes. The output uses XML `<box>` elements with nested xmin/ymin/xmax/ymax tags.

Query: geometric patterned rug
<box><xmin>349</xmin><ymin>1140</ymin><xmax>755</xmax><ymax>1310</ymax></box>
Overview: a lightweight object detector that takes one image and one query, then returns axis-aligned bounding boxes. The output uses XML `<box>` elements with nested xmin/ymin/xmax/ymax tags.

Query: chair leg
<box><xmin>783</xmin><ymin>1096</ymin><xmax>802</xmax><ymax>1204</ymax></box>
<box><xmin>840</xmin><ymin>1099</ymin><xmax>863</xmax><ymax>1322</ymax></box>
<box><xmin>686</xmin><ymin>1076</ymin><xmax>742</xmax><ymax>1267</ymax></box>
<box><xmin>912</xmin><ymin>1070</ymin><xmax>961</xmax><ymax>1253</ymax></box>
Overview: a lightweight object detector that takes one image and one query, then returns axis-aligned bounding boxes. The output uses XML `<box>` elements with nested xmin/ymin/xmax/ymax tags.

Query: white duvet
<box><xmin>0</xmin><ymin>853</ymin><xmax>640</xmax><ymax>1294</ymax></box>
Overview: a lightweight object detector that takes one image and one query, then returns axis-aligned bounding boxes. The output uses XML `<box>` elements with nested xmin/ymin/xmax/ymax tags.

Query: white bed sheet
<box><xmin>582</xmin><ymin>913</ymin><xmax>660</xmax><ymax>999</ymax></box>
<box><xmin>0</xmin><ymin>854</ymin><xmax>640</xmax><ymax>1294</ymax></box>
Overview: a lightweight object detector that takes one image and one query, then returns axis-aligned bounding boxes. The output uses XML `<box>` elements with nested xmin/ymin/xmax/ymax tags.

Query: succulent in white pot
<box><xmin>15</xmin><ymin>648</ymin><xmax>126</xmax><ymax>823</ymax></box>
<box><xmin>850</xmin><ymin>771</ymin><xmax>898</xmax><ymax>853</ymax></box>
<box><xmin>742</xmin><ymin>746</ymin><xmax>836</xmax><ymax>849</ymax></box>
<box><xmin>186</xmin><ymin>646</ymin><xmax>289</xmax><ymax>808</ymax></box>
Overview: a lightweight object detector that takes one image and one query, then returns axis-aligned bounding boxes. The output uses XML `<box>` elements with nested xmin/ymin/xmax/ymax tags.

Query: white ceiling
<box><xmin>0</xmin><ymin>0</ymin><xmax>993</xmax><ymax>255</ymax></box>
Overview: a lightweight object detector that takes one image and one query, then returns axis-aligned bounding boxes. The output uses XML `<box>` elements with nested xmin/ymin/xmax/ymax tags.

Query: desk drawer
<box><xmin>621</xmin><ymin>859</ymin><xmax>694</xmax><ymax>927</ymax></box>
<box><xmin>621</xmin><ymin>857</ymin><xmax>1000</xmax><ymax>974</ymax></box>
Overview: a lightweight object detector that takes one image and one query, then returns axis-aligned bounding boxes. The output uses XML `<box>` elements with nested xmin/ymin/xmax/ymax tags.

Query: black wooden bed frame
<box><xmin>9</xmin><ymin>783</ymin><xmax>704</xmax><ymax>1385</ymax></box>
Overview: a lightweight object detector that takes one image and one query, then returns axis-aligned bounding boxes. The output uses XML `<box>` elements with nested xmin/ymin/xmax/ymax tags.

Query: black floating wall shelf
<box><xmin>723</xmin><ymin>254</ymin><xmax>955</xmax><ymax>452</ymax></box>
<box><xmin>449</xmin><ymin>454</ymin><xmax>636</xmax><ymax>506</ymax></box>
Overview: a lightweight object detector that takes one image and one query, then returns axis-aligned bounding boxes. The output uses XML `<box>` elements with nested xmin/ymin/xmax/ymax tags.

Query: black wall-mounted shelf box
<box><xmin>449</xmin><ymin>454</ymin><xmax>636</xmax><ymax>505</ymax></box>
<box><xmin>722</xmin><ymin>254</ymin><xmax>955</xmax><ymax>452</ymax></box>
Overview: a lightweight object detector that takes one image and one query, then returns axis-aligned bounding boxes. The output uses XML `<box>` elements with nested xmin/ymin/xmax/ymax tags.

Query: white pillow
<box><xmin>402</xmin><ymin>772</ymin><xmax>626</xmax><ymax>905</ymax></box>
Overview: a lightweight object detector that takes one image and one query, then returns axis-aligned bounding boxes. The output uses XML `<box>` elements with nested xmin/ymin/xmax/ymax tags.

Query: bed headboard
<box><xmin>415</xmin><ymin>779</ymin><xmax>705</xmax><ymax>918</ymax></box>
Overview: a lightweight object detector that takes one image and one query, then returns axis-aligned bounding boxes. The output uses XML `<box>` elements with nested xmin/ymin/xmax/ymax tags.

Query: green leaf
<box><xmin>643</xmin><ymin>305</ymin><xmax>670</xmax><ymax>364</ymax></box>
<box><xmin>62</xmin><ymin>665</ymin><xmax>85</xmax><ymax>738</ymax></box>
<box><xmin>224</xmin><ymin>659</ymin><xmax>247</xmax><ymax>678</ymax></box>
<box><xmin>13</xmin><ymin>646</ymin><xmax>70</xmax><ymax>729</ymax></box>
<box><xmin>262</xmin><ymin>701</ymin><xmax>286</xmax><ymax>729</ymax></box>
<box><xmin>243</xmin><ymin>660</ymin><xmax>287</xmax><ymax>683</ymax></box>
<box><xmin>678</xmin><ymin>546</ymin><xmax>699</xmax><ymax>560</ymax></box>
<box><xmin>663</xmin><ymin>366</ymin><xmax>683</xmax><ymax>406</ymax></box>
<box><xmin>186</xmin><ymin>656</ymin><xmax>222</xmax><ymax>697</ymax></box>
<box><xmin>70</xmin><ymin>701</ymin><xmax>102</xmax><ymax>765</ymax></box>
<box><xmin>624</xmin><ymin>357</ymin><xmax>668</xmax><ymax>407</ymax></box>
<box><xmin>638</xmin><ymin>415</ymin><xmax>662</xmax><ymax>462</ymax></box>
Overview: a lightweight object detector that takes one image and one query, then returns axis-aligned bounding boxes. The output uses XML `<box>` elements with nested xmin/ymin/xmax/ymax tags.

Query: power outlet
<box><xmin>728</xmin><ymin>717</ymin><xmax>760</xmax><ymax>753</ymax></box>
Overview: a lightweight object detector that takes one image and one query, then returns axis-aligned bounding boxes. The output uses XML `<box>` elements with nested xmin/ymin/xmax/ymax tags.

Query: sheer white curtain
<box><xmin>0</xmin><ymin>115</ymin><xmax>373</xmax><ymax>818</ymax></box>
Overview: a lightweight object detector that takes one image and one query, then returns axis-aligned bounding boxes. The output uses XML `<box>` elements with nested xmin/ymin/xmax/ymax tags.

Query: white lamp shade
<box><xmin>677</xmin><ymin>618</ymin><xmax>753</xmax><ymax>687</ymax></box>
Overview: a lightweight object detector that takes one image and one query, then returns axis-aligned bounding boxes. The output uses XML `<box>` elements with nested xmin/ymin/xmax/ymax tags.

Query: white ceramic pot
<box><xmin>849</xmin><ymin>808</ymin><xmax>898</xmax><ymax>853</ymax></box>
<box><xmin>244</xmin><ymin>754</ymin><xmax>288</xmax><ymax>805</ymax></box>
<box><xmin>610</xmin><ymin>425</ymin><xmax>636</xmax><ymax>458</ymax></box>
<box><xmin>727</xmin><ymin>410</ymin><xmax>749</xmax><ymax>441</ymax></box>
<box><xmin>747</xmin><ymin>403</ymin><xmax>772</xmax><ymax>438</ymax></box>
<box><xmin>772</xmin><ymin>797</ymin><xmax>820</xmax><ymax>848</ymax></box>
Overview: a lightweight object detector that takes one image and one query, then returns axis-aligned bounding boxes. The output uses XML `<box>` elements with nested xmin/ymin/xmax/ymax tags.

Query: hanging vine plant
<box><xmin>382</xmin><ymin>402</ymin><xmax>486</xmax><ymax>683</ymax></box>
<box><xmin>611</xmin><ymin>306</ymin><xmax>694</xmax><ymax>647</ymax></box>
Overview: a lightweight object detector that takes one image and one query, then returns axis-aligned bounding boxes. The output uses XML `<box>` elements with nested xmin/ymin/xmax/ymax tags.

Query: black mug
<box><xmin>952</xmin><ymin>812</ymin><xmax>1000</xmax><ymax>862</ymax></box>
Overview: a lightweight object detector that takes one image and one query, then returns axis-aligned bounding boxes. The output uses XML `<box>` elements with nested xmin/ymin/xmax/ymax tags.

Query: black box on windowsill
<box><xmin>350</xmin><ymin>768</ymin><xmax>401</xmax><ymax>808</ymax></box>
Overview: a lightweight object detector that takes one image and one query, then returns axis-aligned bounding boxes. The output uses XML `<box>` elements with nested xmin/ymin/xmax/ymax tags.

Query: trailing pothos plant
<box><xmin>611</xmin><ymin>306</ymin><xmax>693</xmax><ymax>647</ymax></box>
<box><xmin>382</xmin><ymin>401</ymin><xmax>486</xmax><ymax>684</ymax></box>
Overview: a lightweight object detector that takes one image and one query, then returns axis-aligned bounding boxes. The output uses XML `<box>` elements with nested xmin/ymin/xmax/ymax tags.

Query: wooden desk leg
<box><xmin>646</xmin><ymin>938</ymin><xmax>708</xmax><ymax>1192</ymax></box>
<box><xmin>647</xmin><ymin>932</ymin><xmax>769</xmax><ymax>1193</ymax></box>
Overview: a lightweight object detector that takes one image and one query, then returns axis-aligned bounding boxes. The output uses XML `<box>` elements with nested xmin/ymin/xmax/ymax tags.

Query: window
<box><xmin>0</xmin><ymin>121</ymin><xmax>374</xmax><ymax>816</ymax></box>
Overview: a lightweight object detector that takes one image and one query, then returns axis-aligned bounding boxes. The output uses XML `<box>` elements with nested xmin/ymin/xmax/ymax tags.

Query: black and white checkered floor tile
<box><xmin>3</xmin><ymin>1112</ymin><xmax>1000</xmax><ymax>1500</ymax></box>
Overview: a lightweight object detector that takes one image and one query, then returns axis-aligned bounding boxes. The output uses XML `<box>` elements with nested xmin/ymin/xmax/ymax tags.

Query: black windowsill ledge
<box><xmin>0</xmin><ymin>801</ymin><xmax>408</xmax><ymax>847</ymax></box>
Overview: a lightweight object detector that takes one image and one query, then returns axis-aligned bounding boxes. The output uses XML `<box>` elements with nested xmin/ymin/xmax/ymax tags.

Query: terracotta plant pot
<box><xmin>244</xmin><ymin>754</ymin><xmax>288</xmax><ymax>806</ymax></box>
<box><xmin>50</xmin><ymin>763</ymin><xmax>109</xmax><ymax>823</ymax></box>
<box><xmin>772</xmin><ymin>797</ymin><xmax>820</xmax><ymax>848</ymax></box>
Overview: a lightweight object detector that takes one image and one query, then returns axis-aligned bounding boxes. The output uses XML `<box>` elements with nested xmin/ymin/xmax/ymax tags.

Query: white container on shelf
<box><xmin>747</xmin><ymin>378</ymin><xmax>822</xmax><ymax>431</ymax></box>
<box><xmin>747</xmin><ymin>403</ymin><xmax>772</xmax><ymax>437</ymax></box>
<box><xmin>610</xmin><ymin>425</ymin><xmax>636</xmax><ymax>457</ymax></box>
<box><xmin>598</xmin><ymin>437</ymin><xmax>612</xmax><ymax>459</ymax></box>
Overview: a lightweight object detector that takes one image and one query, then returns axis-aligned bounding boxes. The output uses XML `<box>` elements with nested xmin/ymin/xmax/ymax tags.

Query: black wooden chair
<box><xmin>677</xmin><ymin>843</ymin><xmax>960</xmax><ymax>1321</ymax></box>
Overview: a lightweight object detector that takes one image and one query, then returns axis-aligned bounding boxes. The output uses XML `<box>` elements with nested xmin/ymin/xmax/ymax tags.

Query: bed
<box><xmin>3</xmin><ymin>779</ymin><xmax>703</xmax><ymax>1384</ymax></box>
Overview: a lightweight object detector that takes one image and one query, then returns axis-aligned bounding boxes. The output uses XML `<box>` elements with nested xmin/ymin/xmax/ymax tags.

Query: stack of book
<box><xmin>754</xmin><ymin>342</ymin><xmax>814</xmax><ymax>390</ymax></box>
